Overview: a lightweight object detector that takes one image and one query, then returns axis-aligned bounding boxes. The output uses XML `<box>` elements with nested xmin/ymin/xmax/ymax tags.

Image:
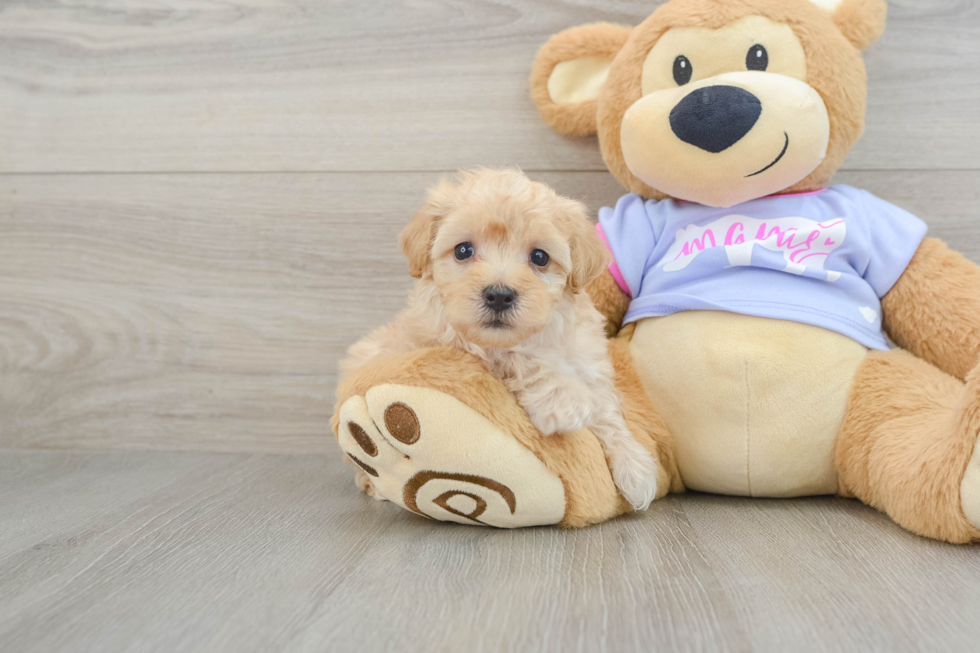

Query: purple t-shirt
<box><xmin>597</xmin><ymin>186</ymin><xmax>927</xmax><ymax>350</ymax></box>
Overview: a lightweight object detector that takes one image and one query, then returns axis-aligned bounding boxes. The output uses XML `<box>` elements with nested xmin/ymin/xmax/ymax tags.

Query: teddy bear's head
<box><xmin>531</xmin><ymin>0</ymin><xmax>887</xmax><ymax>208</ymax></box>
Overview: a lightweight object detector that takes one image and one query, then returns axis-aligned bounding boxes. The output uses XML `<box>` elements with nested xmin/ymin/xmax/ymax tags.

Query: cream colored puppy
<box><xmin>341</xmin><ymin>169</ymin><xmax>659</xmax><ymax>511</ymax></box>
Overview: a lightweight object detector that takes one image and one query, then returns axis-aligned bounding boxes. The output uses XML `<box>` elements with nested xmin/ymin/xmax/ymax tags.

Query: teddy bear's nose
<box><xmin>669</xmin><ymin>85</ymin><xmax>763</xmax><ymax>153</ymax></box>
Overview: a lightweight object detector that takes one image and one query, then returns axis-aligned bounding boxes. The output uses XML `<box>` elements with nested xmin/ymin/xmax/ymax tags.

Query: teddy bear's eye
<box><xmin>673</xmin><ymin>55</ymin><xmax>693</xmax><ymax>86</ymax></box>
<box><xmin>454</xmin><ymin>242</ymin><xmax>474</xmax><ymax>261</ymax></box>
<box><xmin>746</xmin><ymin>44</ymin><xmax>769</xmax><ymax>71</ymax></box>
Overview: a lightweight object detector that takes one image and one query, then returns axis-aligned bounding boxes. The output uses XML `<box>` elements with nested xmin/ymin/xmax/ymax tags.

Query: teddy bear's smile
<box><xmin>746</xmin><ymin>131</ymin><xmax>790</xmax><ymax>178</ymax></box>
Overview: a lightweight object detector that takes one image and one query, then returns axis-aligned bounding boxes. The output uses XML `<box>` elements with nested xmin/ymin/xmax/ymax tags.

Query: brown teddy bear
<box><xmin>333</xmin><ymin>0</ymin><xmax>980</xmax><ymax>542</ymax></box>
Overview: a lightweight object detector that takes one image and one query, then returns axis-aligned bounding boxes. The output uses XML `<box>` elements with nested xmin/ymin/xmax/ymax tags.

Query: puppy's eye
<box><xmin>746</xmin><ymin>44</ymin><xmax>768</xmax><ymax>71</ymax></box>
<box><xmin>530</xmin><ymin>249</ymin><xmax>550</xmax><ymax>267</ymax></box>
<box><xmin>673</xmin><ymin>55</ymin><xmax>693</xmax><ymax>86</ymax></box>
<box><xmin>454</xmin><ymin>242</ymin><xmax>474</xmax><ymax>261</ymax></box>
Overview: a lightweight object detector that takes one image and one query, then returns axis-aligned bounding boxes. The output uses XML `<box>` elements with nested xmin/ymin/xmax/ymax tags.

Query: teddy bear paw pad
<box><xmin>337</xmin><ymin>384</ymin><xmax>566</xmax><ymax>528</ymax></box>
<box><xmin>961</xmin><ymin>428</ymin><xmax>980</xmax><ymax>530</ymax></box>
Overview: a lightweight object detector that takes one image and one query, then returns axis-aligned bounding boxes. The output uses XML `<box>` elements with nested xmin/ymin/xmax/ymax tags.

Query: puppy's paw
<box><xmin>520</xmin><ymin>380</ymin><xmax>597</xmax><ymax>436</ymax></box>
<box><xmin>526</xmin><ymin>400</ymin><xmax>594</xmax><ymax>436</ymax></box>
<box><xmin>610</xmin><ymin>443</ymin><xmax>660</xmax><ymax>512</ymax></box>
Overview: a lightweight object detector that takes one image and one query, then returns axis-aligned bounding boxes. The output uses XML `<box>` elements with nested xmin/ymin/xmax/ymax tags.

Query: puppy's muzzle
<box><xmin>483</xmin><ymin>285</ymin><xmax>518</xmax><ymax>313</ymax></box>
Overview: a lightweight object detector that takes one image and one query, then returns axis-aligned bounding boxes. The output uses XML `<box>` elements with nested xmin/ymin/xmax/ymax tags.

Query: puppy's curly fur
<box><xmin>340</xmin><ymin>169</ymin><xmax>659</xmax><ymax>510</ymax></box>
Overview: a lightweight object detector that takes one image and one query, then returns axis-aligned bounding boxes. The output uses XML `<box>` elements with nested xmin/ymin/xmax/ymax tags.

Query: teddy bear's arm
<box><xmin>881</xmin><ymin>238</ymin><xmax>980</xmax><ymax>381</ymax></box>
<box><xmin>586</xmin><ymin>269</ymin><xmax>631</xmax><ymax>338</ymax></box>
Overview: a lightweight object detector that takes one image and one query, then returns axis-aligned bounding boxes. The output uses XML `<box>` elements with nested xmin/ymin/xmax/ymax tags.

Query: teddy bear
<box><xmin>332</xmin><ymin>0</ymin><xmax>980</xmax><ymax>543</ymax></box>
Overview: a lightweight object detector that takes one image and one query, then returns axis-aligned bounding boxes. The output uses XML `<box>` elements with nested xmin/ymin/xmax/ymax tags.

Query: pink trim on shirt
<box><xmin>676</xmin><ymin>188</ymin><xmax>829</xmax><ymax>203</ymax></box>
<box><xmin>595</xmin><ymin>223</ymin><xmax>631</xmax><ymax>297</ymax></box>
<box><xmin>770</xmin><ymin>188</ymin><xmax>829</xmax><ymax>199</ymax></box>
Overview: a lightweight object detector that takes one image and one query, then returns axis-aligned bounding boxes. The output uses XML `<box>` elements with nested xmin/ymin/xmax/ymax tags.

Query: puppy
<box><xmin>340</xmin><ymin>169</ymin><xmax>659</xmax><ymax>511</ymax></box>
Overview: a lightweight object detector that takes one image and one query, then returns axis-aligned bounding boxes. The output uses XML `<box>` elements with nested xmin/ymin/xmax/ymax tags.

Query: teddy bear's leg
<box><xmin>332</xmin><ymin>345</ymin><xmax>679</xmax><ymax>527</ymax></box>
<box><xmin>835</xmin><ymin>349</ymin><xmax>980</xmax><ymax>543</ymax></box>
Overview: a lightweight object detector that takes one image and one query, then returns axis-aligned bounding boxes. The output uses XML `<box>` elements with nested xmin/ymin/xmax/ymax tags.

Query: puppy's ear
<box><xmin>399</xmin><ymin>206</ymin><xmax>438</xmax><ymax>279</ymax></box>
<box><xmin>562</xmin><ymin>200</ymin><xmax>609</xmax><ymax>293</ymax></box>
<box><xmin>399</xmin><ymin>178</ymin><xmax>457</xmax><ymax>278</ymax></box>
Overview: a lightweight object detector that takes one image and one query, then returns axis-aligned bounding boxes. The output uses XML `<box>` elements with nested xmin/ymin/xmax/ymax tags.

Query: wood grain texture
<box><xmin>0</xmin><ymin>0</ymin><xmax>978</xmax><ymax>173</ymax></box>
<box><xmin>0</xmin><ymin>450</ymin><xmax>978</xmax><ymax>653</ymax></box>
<box><xmin>2</xmin><ymin>171</ymin><xmax>978</xmax><ymax>453</ymax></box>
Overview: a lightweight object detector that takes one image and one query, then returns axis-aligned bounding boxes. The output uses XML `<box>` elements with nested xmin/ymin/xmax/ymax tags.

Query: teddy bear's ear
<box><xmin>809</xmin><ymin>0</ymin><xmax>888</xmax><ymax>51</ymax></box>
<box><xmin>530</xmin><ymin>23</ymin><xmax>632</xmax><ymax>136</ymax></box>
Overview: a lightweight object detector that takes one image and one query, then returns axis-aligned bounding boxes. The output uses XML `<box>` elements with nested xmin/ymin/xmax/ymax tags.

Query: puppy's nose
<box><xmin>483</xmin><ymin>286</ymin><xmax>517</xmax><ymax>313</ymax></box>
<box><xmin>669</xmin><ymin>85</ymin><xmax>762</xmax><ymax>153</ymax></box>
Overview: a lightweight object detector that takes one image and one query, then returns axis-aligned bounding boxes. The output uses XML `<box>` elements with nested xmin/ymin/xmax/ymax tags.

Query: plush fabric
<box><xmin>337</xmin><ymin>383</ymin><xmax>567</xmax><ymax>527</ymax></box>
<box><xmin>548</xmin><ymin>56</ymin><xmax>614</xmax><ymax>105</ymax></box>
<box><xmin>881</xmin><ymin>238</ymin><xmax>980</xmax><ymax>382</ymax></box>
<box><xmin>835</xmin><ymin>349</ymin><xmax>980</xmax><ymax>543</ymax></box>
<box><xmin>584</xmin><ymin>264</ymin><xmax>632</xmax><ymax>338</ymax></box>
<box><xmin>529</xmin><ymin>23</ymin><xmax>632</xmax><ymax>137</ymax></box>
<box><xmin>629</xmin><ymin>311</ymin><xmax>865</xmax><ymax>496</ymax></box>
<box><xmin>963</xmin><ymin>423</ymin><xmax>980</xmax><ymax>531</ymax></box>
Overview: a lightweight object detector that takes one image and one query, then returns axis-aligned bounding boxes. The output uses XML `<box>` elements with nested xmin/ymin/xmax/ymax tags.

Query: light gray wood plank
<box><xmin>0</xmin><ymin>172</ymin><xmax>428</xmax><ymax>453</ymax></box>
<box><xmin>285</xmin><ymin>500</ymin><xmax>750</xmax><ymax>653</ymax></box>
<box><xmin>0</xmin><ymin>450</ymin><xmax>396</xmax><ymax>653</ymax></box>
<box><xmin>1</xmin><ymin>450</ymin><xmax>979</xmax><ymax>653</ymax></box>
<box><xmin>0</xmin><ymin>0</ymin><xmax>977</xmax><ymax>173</ymax></box>
<box><xmin>2</xmin><ymin>171</ymin><xmax>978</xmax><ymax>453</ymax></box>
<box><xmin>682</xmin><ymin>496</ymin><xmax>980</xmax><ymax>653</ymax></box>
<box><xmin>0</xmin><ymin>449</ymin><xmax>244</xmax><ymax>560</ymax></box>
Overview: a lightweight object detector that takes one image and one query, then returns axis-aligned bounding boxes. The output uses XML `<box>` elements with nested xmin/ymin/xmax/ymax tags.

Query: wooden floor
<box><xmin>1</xmin><ymin>450</ymin><xmax>979</xmax><ymax>653</ymax></box>
<box><xmin>1</xmin><ymin>1</ymin><xmax>979</xmax><ymax>651</ymax></box>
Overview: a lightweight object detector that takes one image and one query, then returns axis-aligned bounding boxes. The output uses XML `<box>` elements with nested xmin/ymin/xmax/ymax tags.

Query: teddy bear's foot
<box><xmin>336</xmin><ymin>383</ymin><xmax>567</xmax><ymax>527</ymax></box>
<box><xmin>837</xmin><ymin>349</ymin><xmax>980</xmax><ymax>543</ymax></box>
<box><xmin>961</xmin><ymin>437</ymin><xmax>980</xmax><ymax>530</ymax></box>
<box><xmin>958</xmin><ymin>363</ymin><xmax>980</xmax><ymax>531</ymax></box>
